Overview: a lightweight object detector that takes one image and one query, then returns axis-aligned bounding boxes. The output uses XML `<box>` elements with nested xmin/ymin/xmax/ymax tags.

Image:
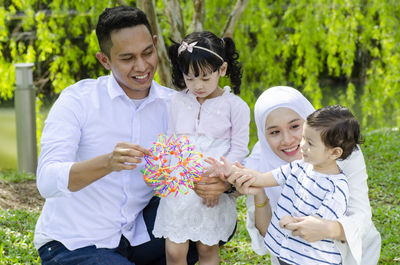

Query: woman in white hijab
<box><xmin>242</xmin><ymin>86</ymin><xmax>381</xmax><ymax>265</ymax></box>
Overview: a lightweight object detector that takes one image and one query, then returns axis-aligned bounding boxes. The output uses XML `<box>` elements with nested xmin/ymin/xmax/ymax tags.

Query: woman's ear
<box><xmin>329</xmin><ymin>147</ymin><xmax>343</xmax><ymax>160</ymax></box>
<box><xmin>96</xmin><ymin>52</ymin><xmax>111</xmax><ymax>70</ymax></box>
<box><xmin>219</xmin><ymin>62</ymin><xmax>228</xmax><ymax>77</ymax></box>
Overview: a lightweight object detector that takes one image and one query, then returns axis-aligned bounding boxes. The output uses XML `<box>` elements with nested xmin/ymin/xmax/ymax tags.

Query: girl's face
<box><xmin>183</xmin><ymin>62</ymin><xmax>227</xmax><ymax>104</ymax></box>
<box><xmin>265</xmin><ymin>108</ymin><xmax>304</xmax><ymax>162</ymax></box>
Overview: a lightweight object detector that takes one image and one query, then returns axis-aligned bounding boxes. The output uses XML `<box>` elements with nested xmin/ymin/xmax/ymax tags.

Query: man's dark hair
<box><xmin>306</xmin><ymin>105</ymin><xmax>363</xmax><ymax>160</ymax></box>
<box><xmin>96</xmin><ymin>6</ymin><xmax>153</xmax><ymax>57</ymax></box>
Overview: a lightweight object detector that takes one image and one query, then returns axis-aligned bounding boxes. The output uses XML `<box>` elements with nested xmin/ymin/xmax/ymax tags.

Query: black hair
<box><xmin>168</xmin><ymin>31</ymin><xmax>242</xmax><ymax>94</ymax></box>
<box><xmin>96</xmin><ymin>6</ymin><xmax>153</xmax><ymax>57</ymax></box>
<box><xmin>306</xmin><ymin>105</ymin><xmax>363</xmax><ymax>160</ymax></box>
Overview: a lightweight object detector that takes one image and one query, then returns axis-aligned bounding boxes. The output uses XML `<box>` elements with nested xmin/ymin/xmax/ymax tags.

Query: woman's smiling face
<box><xmin>264</xmin><ymin>107</ymin><xmax>305</xmax><ymax>162</ymax></box>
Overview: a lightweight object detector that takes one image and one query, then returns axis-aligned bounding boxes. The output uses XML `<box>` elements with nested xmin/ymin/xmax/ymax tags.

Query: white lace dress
<box><xmin>152</xmin><ymin>87</ymin><xmax>250</xmax><ymax>245</ymax></box>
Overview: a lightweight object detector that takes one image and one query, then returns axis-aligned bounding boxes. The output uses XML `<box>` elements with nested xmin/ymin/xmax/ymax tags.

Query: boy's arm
<box><xmin>206</xmin><ymin>156</ymin><xmax>279</xmax><ymax>188</ymax></box>
<box><xmin>229</xmin><ymin>168</ymin><xmax>279</xmax><ymax>188</ymax></box>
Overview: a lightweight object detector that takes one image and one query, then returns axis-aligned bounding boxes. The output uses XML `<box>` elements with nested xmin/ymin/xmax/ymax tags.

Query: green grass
<box><xmin>362</xmin><ymin>128</ymin><xmax>400</xmax><ymax>263</ymax></box>
<box><xmin>0</xmin><ymin>210</ymin><xmax>40</xmax><ymax>264</ymax></box>
<box><xmin>0</xmin><ymin>128</ymin><xmax>399</xmax><ymax>264</ymax></box>
<box><xmin>0</xmin><ymin>109</ymin><xmax>17</xmax><ymax>169</ymax></box>
<box><xmin>0</xmin><ymin>169</ymin><xmax>35</xmax><ymax>183</ymax></box>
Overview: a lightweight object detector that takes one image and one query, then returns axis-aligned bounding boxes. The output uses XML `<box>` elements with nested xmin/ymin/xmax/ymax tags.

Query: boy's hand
<box><xmin>229</xmin><ymin>174</ymin><xmax>257</xmax><ymax>194</ymax></box>
<box><xmin>226</xmin><ymin>164</ymin><xmax>250</xmax><ymax>185</ymax></box>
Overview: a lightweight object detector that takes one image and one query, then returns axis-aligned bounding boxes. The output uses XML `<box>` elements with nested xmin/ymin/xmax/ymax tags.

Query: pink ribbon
<box><xmin>178</xmin><ymin>41</ymin><xmax>198</xmax><ymax>55</ymax></box>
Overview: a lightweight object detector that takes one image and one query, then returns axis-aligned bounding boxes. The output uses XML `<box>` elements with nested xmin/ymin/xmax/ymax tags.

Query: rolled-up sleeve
<box><xmin>335</xmin><ymin>149</ymin><xmax>373</xmax><ymax>264</ymax></box>
<box><xmin>37</xmin><ymin>90</ymin><xmax>83</xmax><ymax>198</ymax></box>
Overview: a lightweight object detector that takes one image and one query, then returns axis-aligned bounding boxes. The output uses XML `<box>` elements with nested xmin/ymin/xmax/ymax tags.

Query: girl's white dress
<box><xmin>152</xmin><ymin>87</ymin><xmax>250</xmax><ymax>245</ymax></box>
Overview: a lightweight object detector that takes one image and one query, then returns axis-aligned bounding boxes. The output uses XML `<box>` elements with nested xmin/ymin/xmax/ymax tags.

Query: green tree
<box><xmin>1</xmin><ymin>0</ymin><xmax>399</xmax><ymax>136</ymax></box>
<box><xmin>234</xmin><ymin>0</ymin><xmax>400</xmax><ymax>129</ymax></box>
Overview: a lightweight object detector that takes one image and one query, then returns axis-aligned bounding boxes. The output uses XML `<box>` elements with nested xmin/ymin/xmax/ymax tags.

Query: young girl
<box><xmin>152</xmin><ymin>31</ymin><xmax>250</xmax><ymax>265</ymax></box>
<box><xmin>208</xmin><ymin>105</ymin><xmax>362</xmax><ymax>265</ymax></box>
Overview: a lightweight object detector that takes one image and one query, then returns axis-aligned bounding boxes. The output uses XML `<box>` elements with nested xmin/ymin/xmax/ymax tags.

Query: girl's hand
<box><xmin>204</xmin><ymin>156</ymin><xmax>232</xmax><ymax>180</ymax></box>
<box><xmin>284</xmin><ymin>216</ymin><xmax>333</xmax><ymax>242</ymax></box>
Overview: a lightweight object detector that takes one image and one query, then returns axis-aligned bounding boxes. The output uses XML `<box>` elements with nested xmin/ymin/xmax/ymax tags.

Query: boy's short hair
<box><xmin>306</xmin><ymin>105</ymin><xmax>363</xmax><ymax>160</ymax></box>
<box><xmin>96</xmin><ymin>6</ymin><xmax>153</xmax><ymax>57</ymax></box>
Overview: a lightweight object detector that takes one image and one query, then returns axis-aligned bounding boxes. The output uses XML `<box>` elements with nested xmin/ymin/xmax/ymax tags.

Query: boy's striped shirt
<box><xmin>264</xmin><ymin>160</ymin><xmax>349</xmax><ymax>265</ymax></box>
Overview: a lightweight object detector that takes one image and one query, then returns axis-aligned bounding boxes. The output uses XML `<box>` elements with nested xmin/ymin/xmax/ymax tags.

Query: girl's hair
<box><xmin>306</xmin><ymin>105</ymin><xmax>363</xmax><ymax>160</ymax></box>
<box><xmin>168</xmin><ymin>31</ymin><xmax>242</xmax><ymax>94</ymax></box>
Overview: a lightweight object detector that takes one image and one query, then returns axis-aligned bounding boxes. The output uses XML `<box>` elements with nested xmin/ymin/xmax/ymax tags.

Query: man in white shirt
<box><xmin>35</xmin><ymin>6</ymin><xmax>227</xmax><ymax>265</ymax></box>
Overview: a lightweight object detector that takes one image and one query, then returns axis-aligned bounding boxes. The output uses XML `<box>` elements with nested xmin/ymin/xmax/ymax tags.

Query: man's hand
<box><xmin>69</xmin><ymin>142</ymin><xmax>151</xmax><ymax>192</ymax></box>
<box><xmin>108</xmin><ymin>142</ymin><xmax>151</xmax><ymax>171</ymax></box>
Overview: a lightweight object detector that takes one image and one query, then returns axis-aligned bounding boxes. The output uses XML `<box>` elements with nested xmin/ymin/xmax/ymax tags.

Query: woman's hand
<box><xmin>279</xmin><ymin>215</ymin><xmax>297</xmax><ymax>228</ymax></box>
<box><xmin>252</xmin><ymin>188</ymin><xmax>272</xmax><ymax>237</ymax></box>
<box><xmin>284</xmin><ymin>216</ymin><xmax>344</xmax><ymax>242</ymax></box>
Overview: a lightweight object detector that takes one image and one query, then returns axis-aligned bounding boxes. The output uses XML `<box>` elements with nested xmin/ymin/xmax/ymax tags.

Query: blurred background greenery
<box><xmin>0</xmin><ymin>109</ymin><xmax>17</xmax><ymax>169</ymax></box>
<box><xmin>0</xmin><ymin>0</ymin><xmax>399</xmax><ymax>263</ymax></box>
<box><xmin>1</xmin><ymin>0</ymin><xmax>400</xmax><ymax>163</ymax></box>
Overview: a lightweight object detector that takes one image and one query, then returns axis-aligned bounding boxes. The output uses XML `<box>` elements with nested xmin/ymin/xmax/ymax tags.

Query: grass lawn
<box><xmin>0</xmin><ymin>128</ymin><xmax>399</xmax><ymax>264</ymax></box>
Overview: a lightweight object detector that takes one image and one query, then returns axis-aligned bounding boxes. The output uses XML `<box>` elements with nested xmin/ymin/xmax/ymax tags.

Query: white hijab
<box><xmin>246</xmin><ymin>86</ymin><xmax>315</xmax><ymax>172</ymax></box>
<box><xmin>245</xmin><ymin>86</ymin><xmax>316</xmax><ymax>258</ymax></box>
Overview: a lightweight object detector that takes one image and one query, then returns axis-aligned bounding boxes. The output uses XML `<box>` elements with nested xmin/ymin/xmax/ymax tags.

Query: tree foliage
<box><xmin>234</xmin><ymin>0</ymin><xmax>400</xmax><ymax>129</ymax></box>
<box><xmin>1</xmin><ymin>0</ymin><xmax>399</xmax><ymax>133</ymax></box>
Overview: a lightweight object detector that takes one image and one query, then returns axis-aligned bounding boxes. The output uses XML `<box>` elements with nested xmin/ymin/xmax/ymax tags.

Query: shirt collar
<box><xmin>107</xmin><ymin>74</ymin><xmax>126</xmax><ymax>99</ymax></box>
<box><xmin>107</xmin><ymin>74</ymin><xmax>167</xmax><ymax>102</ymax></box>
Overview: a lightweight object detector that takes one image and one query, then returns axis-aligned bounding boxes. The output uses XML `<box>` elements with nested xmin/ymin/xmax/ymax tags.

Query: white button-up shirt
<box><xmin>34</xmin><ymin>75</ymin><xmax>175</xmax><ymax>250</ymax></box>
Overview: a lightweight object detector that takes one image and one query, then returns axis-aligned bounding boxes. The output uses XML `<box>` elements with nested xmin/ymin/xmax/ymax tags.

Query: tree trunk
<box><xmin>190</xmin><ymin>0</ymin><xmax>205</xmax><ymax>32</ymax></box>
<box><xmin>137</xmin><ymin>0</ymin><xmax>173</xmax><ymax>87</ymax></box>
<box><xmin>221</xmin><ymin>0</ymin><xmax>249</xmax><ymax>38</ymax></box>
<box><xmin>163</xmin><ymin>0</ymin><xmax>185</xmax><ymax>42</ymax></box>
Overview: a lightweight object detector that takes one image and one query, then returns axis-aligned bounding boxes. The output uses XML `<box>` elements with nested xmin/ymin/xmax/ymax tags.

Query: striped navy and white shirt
<box><xmin>264</xmin><ymin>160</ymin><xmax>349</xmax><ymax>265</ymax></box>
